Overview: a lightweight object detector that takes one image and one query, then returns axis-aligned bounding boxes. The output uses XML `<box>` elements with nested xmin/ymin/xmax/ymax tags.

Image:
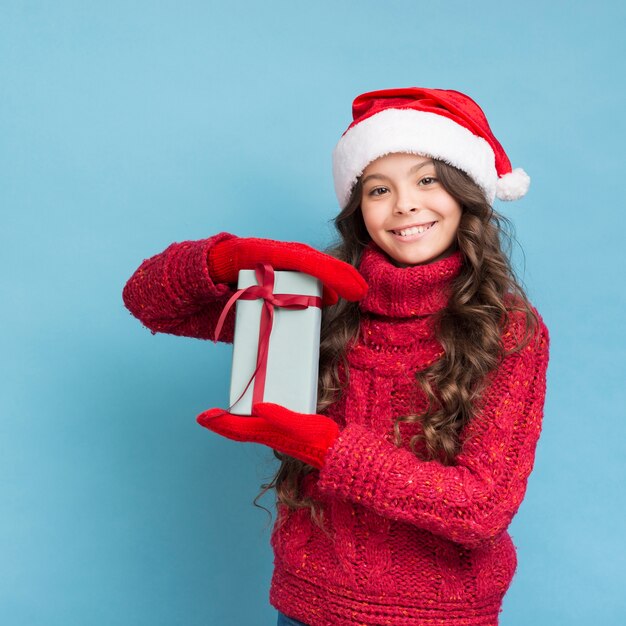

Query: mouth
<box><xmin>389</xmin><ymin>221</ymin><xmax>438</xmax><ymax>237</ymax></box>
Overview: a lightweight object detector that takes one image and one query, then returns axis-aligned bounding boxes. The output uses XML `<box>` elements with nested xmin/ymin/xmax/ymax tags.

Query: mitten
<box><xmin>196</xmin><ymin>402</ymin><xmax>339</xmax><ymax>470</ymax></box>
<box><xmin>207</xmin><ymin>236</ymin><xmax>368</xmax><ymax>306</ymax></box>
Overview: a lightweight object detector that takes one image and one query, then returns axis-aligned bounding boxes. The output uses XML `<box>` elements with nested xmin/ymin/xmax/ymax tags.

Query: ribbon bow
<box><xmin>212</xmin><ymin>263</ymin><xmax>322</xmax><ymax>416</ymax></box>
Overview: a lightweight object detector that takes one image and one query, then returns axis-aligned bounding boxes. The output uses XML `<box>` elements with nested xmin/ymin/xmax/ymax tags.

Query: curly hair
<box><xmin>252</xmin><ymin>158</ymin><xmax>540</xmax><ymax>535</ymax></box>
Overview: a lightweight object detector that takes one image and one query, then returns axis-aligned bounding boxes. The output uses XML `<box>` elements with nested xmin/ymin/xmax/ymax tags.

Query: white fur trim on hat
<box><xmin>332</xmin><ymin>108</ymin><xmax>498</xmax><ymax>207</ymax></box>
<box><xmin>495</xmin><ymin>167</ymin><xmax>530</xmax><ymax>201</ymax></box>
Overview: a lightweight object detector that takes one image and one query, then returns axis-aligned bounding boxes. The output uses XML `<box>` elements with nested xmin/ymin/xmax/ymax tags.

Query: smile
<box><xmin>390</xmin><ymin>221</ymin><xmax>438</xmax><ymax>240</ymax></box>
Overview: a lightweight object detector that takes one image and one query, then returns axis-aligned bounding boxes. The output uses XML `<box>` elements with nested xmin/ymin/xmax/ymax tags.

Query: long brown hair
<box><xmin>253</xmin><ymin>158</ymin><xmax>540</xmax><ymax>534</ymax></box>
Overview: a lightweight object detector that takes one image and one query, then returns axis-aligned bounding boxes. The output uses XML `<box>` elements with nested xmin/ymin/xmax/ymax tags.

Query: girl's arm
<box><xmin>122</xmin><ymin>231</ymin><xmax>239</xmax><ymax>343</ymax></box>
<box><xmin>316</xmin><ymin>310</ymin><xmax>550</xmax><ymax>549</ymax></box>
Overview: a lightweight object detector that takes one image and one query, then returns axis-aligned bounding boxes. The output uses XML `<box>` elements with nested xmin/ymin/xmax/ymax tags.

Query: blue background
<box><xmin>2</xmin><ymin>1</ymin><xmax>624</xmax><ymax>624</ymax></box>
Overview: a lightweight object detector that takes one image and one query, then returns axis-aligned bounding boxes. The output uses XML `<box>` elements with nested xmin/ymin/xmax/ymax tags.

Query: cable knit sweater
<box><xmin>122</xmin><ymin>232</ymin><xmax>550</xmax><ymax>626</ymax></box>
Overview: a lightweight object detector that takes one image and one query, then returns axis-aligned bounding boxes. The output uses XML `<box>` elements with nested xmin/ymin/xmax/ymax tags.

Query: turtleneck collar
<box><xmin>357</xmin><ymin>240</ymin><xmax>465</xmax><ymax>317</ymax></box>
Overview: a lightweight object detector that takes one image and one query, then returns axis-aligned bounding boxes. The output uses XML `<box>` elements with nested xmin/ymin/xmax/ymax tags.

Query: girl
<box><xmin>123</xmin><ymin>87</ymin><xmax>550</xmax><ymax>626</ymax></box>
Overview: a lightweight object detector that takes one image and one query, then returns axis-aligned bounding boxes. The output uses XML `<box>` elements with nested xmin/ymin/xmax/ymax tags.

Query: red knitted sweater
<box><xmin>122</xmin><ymin>232</ymin><xmax>550</xmax><ymax>626</ymax></box>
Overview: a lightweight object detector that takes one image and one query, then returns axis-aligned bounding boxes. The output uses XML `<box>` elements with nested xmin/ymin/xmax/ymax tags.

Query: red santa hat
<box><xmin>332</xmin><ymin>87</ymin><xmax>530</xmax><ymax>209</ymax></box>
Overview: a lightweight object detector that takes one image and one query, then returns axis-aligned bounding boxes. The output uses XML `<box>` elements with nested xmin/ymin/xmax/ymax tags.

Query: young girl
<box><xmin>123</xmin><ymin>87</ymin><xmax>550</xmax><ymax>626</ymax></box>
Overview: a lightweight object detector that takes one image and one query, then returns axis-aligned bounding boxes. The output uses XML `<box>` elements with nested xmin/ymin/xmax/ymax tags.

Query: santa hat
<box><xmin>332</xmin><ymin>87</ymin><xmax>530</xmax><ymax>208</ymax></box>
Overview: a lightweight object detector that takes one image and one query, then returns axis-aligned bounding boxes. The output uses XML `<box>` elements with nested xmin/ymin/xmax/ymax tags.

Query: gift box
<box><xmin>219</xmin><ymin>263</ymin><xmax>323</xmax><ymax>415</ymax></box>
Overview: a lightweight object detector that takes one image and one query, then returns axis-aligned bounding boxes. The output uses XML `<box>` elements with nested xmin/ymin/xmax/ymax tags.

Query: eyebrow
<box><xmin>361</xmin><ymin>159</ymin><xmax>434</xmax><ymax>186</ymax></box>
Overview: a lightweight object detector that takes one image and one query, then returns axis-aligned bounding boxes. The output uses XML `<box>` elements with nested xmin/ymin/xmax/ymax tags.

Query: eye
<box><xmin>419</xmin><ymin>176</ymin><xmax>438</xmax><ymax>186</ymax></box>
<box><xmin>368</xmin><ymin>186</ymin><xmax>389</xmax><ymax>197</ymax></box>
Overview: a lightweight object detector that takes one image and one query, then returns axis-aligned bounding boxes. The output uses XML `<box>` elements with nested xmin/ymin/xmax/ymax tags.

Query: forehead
<box><xmin>362</xmin><ymin>152</ymin><xmax>432</xmax><ymax>178</ymax></box>
<box><xmin>362</xmin><ymin>152</ymin><xmax>433</xmax><ymax>174</ymax></box>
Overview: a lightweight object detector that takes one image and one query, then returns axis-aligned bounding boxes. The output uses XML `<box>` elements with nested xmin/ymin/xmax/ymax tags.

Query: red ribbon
<box><xmin>211</xmin><ymin>263</ymin><xmax>322</xmax><ymax>417</ymax></box>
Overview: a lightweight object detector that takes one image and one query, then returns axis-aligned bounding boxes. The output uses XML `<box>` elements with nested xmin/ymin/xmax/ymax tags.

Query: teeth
<box><xmin>394</xmin><ymin>222</ymin><xmax>435</xmax><ymax>236</ymax></box>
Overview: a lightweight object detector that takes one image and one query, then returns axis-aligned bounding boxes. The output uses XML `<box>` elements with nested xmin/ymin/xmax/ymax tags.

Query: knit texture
<box><xmin>122</xmin><ymin>234</ymin><xmax>550</xmax><ymax>626</ymax></box>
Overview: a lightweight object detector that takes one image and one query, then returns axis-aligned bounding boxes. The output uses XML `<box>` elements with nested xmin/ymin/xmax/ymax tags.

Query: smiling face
<box><xmin>360</xmin><ymin>152</ymin><xmax>462</xmax><ymax>267</ymax></box>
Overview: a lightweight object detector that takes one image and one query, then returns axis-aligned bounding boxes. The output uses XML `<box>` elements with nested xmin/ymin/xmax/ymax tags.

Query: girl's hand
<box><xmin>196</xmin><ymin>402</ymin><xmax>339</xmax><ymax>470</ymax></box>
<box><xmin>207</xmin><ymin>235</ymin><xmax>368</xmax><ymax>306</ymax></box>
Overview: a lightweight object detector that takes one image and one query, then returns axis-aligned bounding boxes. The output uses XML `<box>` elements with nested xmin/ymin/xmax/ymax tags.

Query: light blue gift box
<box><xmin>228</xmin><ymin>269</ymin><xmax>323</xmax><ymax>416</ymax></box>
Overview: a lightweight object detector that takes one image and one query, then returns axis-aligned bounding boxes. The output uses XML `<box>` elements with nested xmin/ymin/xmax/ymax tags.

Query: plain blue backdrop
<box><xmin>2</xmin><ymin>1</ymin><xmax>624</xmax><ymax>624</ymax></box>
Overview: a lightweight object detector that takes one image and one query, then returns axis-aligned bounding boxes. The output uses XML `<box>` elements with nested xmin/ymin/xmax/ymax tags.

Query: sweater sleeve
<box><xmin>316</xmin><ymin>312</ymin><xmax>550</xmax><ymax>549</ymax></box>
<box><xmin>122</xmin><ymin>231</ymin><xmax>239</xmax><ymax>343</ymax></box>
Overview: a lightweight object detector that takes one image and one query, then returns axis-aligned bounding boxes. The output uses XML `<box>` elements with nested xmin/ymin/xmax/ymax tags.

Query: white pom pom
<box><xmin>495</xmin><ymin>167</ymin><xmax>530</xmax><ymax>201</ymax></box>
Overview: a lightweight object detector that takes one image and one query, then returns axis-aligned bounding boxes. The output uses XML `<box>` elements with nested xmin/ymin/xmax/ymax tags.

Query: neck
<box><xmin>357</xmin><ymin>240</ymin><xmax>465</xmax><ymax>317</ymax></box>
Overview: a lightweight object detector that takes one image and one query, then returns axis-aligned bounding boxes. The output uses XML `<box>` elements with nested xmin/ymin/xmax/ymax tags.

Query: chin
<box><xmin>389</xmin><ymin>248</ymin><xmax>451</xmax><ymax>267</ymax></box>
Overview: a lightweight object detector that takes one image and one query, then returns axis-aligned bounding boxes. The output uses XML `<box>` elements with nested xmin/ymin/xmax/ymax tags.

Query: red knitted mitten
<box><xmin>207</xmin><ymin>236</ymin><xmax>368</xmax><ymax>306</ymax></box>
<box><xmin>196</xmin><ymin>402</ymin><xmax>339</xmax><ymax>470</ymax></box>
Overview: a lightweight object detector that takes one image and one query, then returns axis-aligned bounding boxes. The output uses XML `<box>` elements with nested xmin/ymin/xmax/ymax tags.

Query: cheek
<box><xmin>443</xmin><ymin>203</ymin><xmax>462</xmax><ymax>228</ymax></box>
<box><xmin>448</xmin><ymin>215</ymin><xmax>462</xmax><ymax>241</ymax></box>
<box><xmin>361</xmin><ymin>203</ymin><xmax>383</xmax><ymax>229</ymax></box>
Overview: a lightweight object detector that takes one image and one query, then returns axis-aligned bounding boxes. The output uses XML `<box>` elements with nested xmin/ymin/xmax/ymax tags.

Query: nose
<box><xmin>393</xmin><ymin>186</ymin><xmax>421</xmax><ymax>214</ymax></box>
